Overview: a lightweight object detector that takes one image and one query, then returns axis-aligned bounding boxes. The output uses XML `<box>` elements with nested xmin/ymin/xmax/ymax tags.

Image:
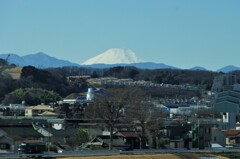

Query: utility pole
<box><xmin>48</xmin><ymin>120</ymin><xmax>50</xmax><ymax>152</ymax></box>
<box><xmin>198</xmin><ymin>119</ymin><xmax>200</xmax><ymax>149</ymax></box>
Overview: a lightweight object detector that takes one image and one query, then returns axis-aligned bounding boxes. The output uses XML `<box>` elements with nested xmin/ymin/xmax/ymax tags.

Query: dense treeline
<box><xmin>0</xmin><ymin>74</ymin><xmax>16</xmax><ymax>102</ymax></box>
<box><xmin>20</xmin><ymin>66</ymin><xmax>75</xmax><ymax>96</ymax></box>
<box><xmin>0</xmin><ymin>58</ymin><xmax>230</xmax><ymax>105</ymax></box>
<box><xmin>89</xmin><ymin>66</ymin><xmax>218</xmax><ymax>91</ymax></box>
<box><xmin>103</xmin><ymin>66</ymin><xmax>218</xmax><ymax>88</ymax></box>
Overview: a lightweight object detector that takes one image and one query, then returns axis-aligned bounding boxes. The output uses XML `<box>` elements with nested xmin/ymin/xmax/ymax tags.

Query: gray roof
<box><xmin>0</xmin><ymin>126</ymin><xmax>43</xmax><ymax>139</ymax></box>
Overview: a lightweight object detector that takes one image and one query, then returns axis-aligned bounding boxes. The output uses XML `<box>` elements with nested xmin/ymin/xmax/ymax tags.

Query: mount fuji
<box><xmin>81</xmin><ymin>48</ymin><xmax>177</xmax><ymax>69</ymax></box>
<box><xmin>82</xmin><ymin>48</ymin><xmax>143</xmax><ymax>65</ymax></box>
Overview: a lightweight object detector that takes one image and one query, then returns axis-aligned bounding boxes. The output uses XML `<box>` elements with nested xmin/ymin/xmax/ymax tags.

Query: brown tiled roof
<box><xmin>223</xmin><ymin>129</ymin><xmax>240</xmax><ymax>136</ymax></box>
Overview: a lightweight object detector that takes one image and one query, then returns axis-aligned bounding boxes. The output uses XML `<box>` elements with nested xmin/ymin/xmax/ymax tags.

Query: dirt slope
<box><xmin>58</xmin><ymin>153</ymin><xmax>228</xmax><ymax>159</ymax></box>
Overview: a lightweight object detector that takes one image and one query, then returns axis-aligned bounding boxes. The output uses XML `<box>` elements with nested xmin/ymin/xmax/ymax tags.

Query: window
<box><xmin>0</xmin><ymin>143</ymin><xmax>9</xmax><ymax>149</ymax></box>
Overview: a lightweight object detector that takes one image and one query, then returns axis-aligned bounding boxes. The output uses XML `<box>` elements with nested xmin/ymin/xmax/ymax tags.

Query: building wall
<box><xmin>215</xmin><ymin>90</ymin><xmax>240</xmax><ymax>129</ymax></box>
<box><xmin>211</xmin><ymin>129</ymin><xmax>226</xmax><ymax>147</ymax></box>
<box><xmin>25</xmin><ymin>109</ymin><xmax>33</xmax><ymax>117</ymax></box>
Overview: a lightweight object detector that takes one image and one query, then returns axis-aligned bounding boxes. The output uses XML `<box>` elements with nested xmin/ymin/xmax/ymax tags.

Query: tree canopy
<box><xmin>2</xmin><ymin>88</ymin><xmax>61</xmax><ymax>105</ymax></box>
<box><xmin>76</xmin><ymin>128</ymin><xmax>91</xmax><ymax>147</ymax></box>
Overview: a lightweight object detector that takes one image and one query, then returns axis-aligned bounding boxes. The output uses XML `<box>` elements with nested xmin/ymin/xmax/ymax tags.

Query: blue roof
<box><xmin>76</xmin><ymin>96</ymin><xmax>86</xmax><ymax>100</ymax></box>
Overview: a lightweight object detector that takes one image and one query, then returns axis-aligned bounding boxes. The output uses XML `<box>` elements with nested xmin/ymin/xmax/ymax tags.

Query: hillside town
<box><xmin>1</xmin><ymin>0</ymin><xmax>240</xmax><ymax>158</ymax></box>
<box><xmin>1</xmin><ymin>64</ymin><xmax>240</xmax><ymax>156</ymax></box>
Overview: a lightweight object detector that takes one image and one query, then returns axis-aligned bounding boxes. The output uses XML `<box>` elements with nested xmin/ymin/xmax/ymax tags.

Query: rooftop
<box><xmin>223</xmin><ymin>129</ymin><xmax>240</xmax><ymax>136</ymax></box>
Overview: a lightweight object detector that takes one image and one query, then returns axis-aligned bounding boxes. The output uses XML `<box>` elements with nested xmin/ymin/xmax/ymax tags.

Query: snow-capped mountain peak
<box><xmin>82</xmin><ymin>48</ymin><xmax>144</xmax><ymax>65</ymax></box>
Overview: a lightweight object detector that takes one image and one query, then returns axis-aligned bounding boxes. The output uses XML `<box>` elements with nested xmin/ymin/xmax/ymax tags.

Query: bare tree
<box><xmin>125</xmin><ymin>95</ymin><xmax>163</xmax><ymax>149</ymax></box>
<box><xmin>147</xmin><ymin>106</ymin><xmax>164</xmax><ymax>149</ymax></box>
<box><xmin>85</xmin><ymin>87</ymin><xmax>137</xmax><ymax>150</ymax></box>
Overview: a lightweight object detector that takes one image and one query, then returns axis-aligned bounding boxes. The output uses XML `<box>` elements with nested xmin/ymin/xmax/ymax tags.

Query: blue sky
<box><xmin>0</xmin><ymin>0</ymin><xmax>240</xmax><ymax>70</ymax></box>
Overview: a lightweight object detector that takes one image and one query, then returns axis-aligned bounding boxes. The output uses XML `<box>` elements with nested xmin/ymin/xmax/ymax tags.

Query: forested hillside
<box><xmin>0</xmin><ymin>58</ymin><xmax>232</xmax><ymax>105</ymax></box>
<box><xmin>0</xmin><ymin>60</ymin><xmax>87</xmax><ymax>105</ymax></box>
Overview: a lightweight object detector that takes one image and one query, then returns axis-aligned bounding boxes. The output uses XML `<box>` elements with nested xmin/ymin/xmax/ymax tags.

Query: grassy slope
<box><xmin>2</xmin><ymin>66</ymin><xmax>22</xmax><ymax>79</ymax></box>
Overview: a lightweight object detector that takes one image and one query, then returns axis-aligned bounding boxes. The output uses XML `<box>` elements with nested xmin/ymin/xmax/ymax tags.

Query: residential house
<box><xmin>82</xmin><ymin>135</ymin><xmax>130</xmax><ymax>150</ymax></box>
<box><xmin>0</xmin><ymin>126</ymin><xmax>44</xmax><ymax>152</ymax></box>
<box><xmin>62</xmin><ymin>88</ymin><xmax>97</xmax><ymax>104</ymax></box>
<box><xmin>163</xmin><ymin>122</ymin><xmax>192</xmax><ymax>149</ymax></box>
<box><xmin>32</xmin><ymin>120</ymin><xmax>78</xmax><ymax>150</ymax></box>
<box><xmin>62</xmin><ymin>93</ymin><xmax>87</xmax><ymax>104</ymax></box>
<box><xmin>25</xmin><ymin>105</ymin><xmax>54</xmax><ymax>117</ymax></box>
<box><xmin>118</xmin><ymin>131</ymin><xmax>140</xmax><ymax>149</ymax></box>
<box><xmin>223</xmin><ymin>129</ymin><xmax>240</xmax><ymax>147</ymax></box>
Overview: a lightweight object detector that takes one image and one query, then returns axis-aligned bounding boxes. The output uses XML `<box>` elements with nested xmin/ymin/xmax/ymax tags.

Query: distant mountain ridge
<box><xmin>82</xmin><ymin>62</ymin><xmax>178</xmax><ymax>70</ymax></box>
<box><xmin>217</xmin><ymin>65</ymin><xmax>240</xmax><ymax>73</ymax></box>
<box><xmin>0</xmin><ymin>51</ymin><xmax>240</xmax><ymax>72</ymax></box>
<box><xmin>0</xmin><ymin>52</ymin><xmax>80</xmax><ymax>68</ymax></box>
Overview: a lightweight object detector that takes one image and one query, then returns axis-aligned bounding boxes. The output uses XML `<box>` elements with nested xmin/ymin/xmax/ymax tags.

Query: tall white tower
<box><xmin>86</xmin><ymin>88</ymin><xmax>94</xmax><ymax>101</ymax></box>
